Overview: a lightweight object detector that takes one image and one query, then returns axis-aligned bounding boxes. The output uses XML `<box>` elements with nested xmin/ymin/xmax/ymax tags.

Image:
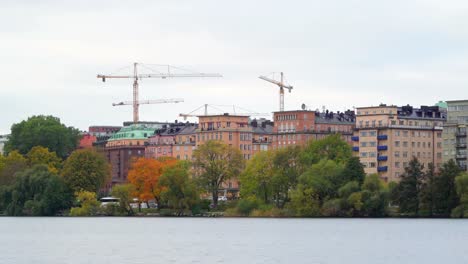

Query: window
<box><xmin>395</xmin><ymin>141</ymin><xmax>400</xmax><ymax>147</ymax></box>
<box><xmin>395</xmin><ymin>162</ymin><xmax>400</xmax><ymax>168</ymax></box>
<box><xmin>229</xmin><ymin>132</ymin><xmax>233</xmax><ymax>141</ymax></box>
<box><xmin>395</xmin><ymin>151</ymin><xmax>400</xmax><ymax>157</ymax></box>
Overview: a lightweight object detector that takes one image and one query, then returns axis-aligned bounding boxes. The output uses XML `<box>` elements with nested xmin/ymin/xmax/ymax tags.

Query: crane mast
<box><xmin>259</xmin><ymin>72</ymin><xmax>293</xmax><ymax>112</ymax></box>
<box><xmin>97</xmin><ymin>63</ymin><xmax>222</xmax><ymax>123</ymax></box>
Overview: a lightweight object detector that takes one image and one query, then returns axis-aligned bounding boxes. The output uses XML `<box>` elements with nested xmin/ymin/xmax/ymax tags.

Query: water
<box><xmin>0</xmin><ymin>217</ymin><xmax>467</xmax><ymax>264</ymax></box>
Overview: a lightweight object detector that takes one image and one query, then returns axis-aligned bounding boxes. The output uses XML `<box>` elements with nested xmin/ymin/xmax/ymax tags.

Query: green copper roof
<box><xmin>108</xmin><ymin>124</ymin><xmax>155</xmax><ymax>141</ymax></box>
<box><xmin>435</xmin><ymin>101</ymin><xmax>447</xmax><ymax>109</ymax></box>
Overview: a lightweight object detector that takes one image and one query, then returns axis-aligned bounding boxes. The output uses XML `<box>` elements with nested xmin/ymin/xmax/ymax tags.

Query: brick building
<box><xmin>272</xmin><ymin>109</ymin><xmax>355</xmax><ymax>149</ymax></box>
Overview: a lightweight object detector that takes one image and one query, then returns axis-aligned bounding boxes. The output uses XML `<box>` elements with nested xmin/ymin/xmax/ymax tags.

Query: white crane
<box><xmin>259</xmin><ymin>72</ymin><xmax>293</xmax><ymax>112</ymax></box>
<box><xmin>97</xmin><ymin>63</ymin><xmax>222</xmax><ymax>123</ymax></box>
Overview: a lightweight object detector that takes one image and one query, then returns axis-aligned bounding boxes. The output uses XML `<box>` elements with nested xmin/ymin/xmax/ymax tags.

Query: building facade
<box><xmin>443</xmin><ymin>100</ymin><xmax>468</xmax><ymax>171</ymax></box>
<box><xmin>0</xmin><ymin>135</ymin><xmax>8</xmax><ymax>155</ymax></box>
<box><xmin>272</xmin><ymin>109</ymin><xmax>355</xmax><ymax>149</ymax></box>
<box><xmin>354</xmin><ymin>104</ymin><xmax>446</xmax><ymax>182</ymax></box>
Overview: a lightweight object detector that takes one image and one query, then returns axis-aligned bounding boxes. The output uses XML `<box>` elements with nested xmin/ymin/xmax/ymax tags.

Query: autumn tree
<box><xmin>26</xmin><ymin>146</ymin><xmax>62</xmax><ymax>174</ymax></box>
<box><xmin>5</xmin><ymin>115</ymin><xmax>80</xmax><ymax>159</ymax></box>
<box><xmin>192</xmin><ymin>140</ymin><xmax>244</xmax><ymax>207</ymax></box>
<box><xmin>0</xmin><ymin>150</ymin><xmax>28</xmax><ymax>186</ymax></box>
<box><xmin>69</xmin><ymin>191</ymin><xmax>100</xmax><ymax>216</ymax></box>
<box><xmin>127</xmin><ymin>157</ymin><xmax>177</xmax><ymax>206</ymax></box>
<box><xmin>61</xmin><ymin>149</ymin><xmax>110</xmax><ymax>193</ymax></box>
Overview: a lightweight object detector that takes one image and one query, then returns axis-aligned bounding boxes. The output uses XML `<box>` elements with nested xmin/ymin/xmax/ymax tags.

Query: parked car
<box><xmin>100</xmin><ymin>197</ymin><xmax>119</xmax><ymax>207</ymax></box>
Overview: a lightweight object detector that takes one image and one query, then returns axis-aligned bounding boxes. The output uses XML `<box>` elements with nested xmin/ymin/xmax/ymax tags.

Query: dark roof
<box><xmin>315</xmin><ymin>112</ymin><xmax>355</xmax><ymax>124</ymax></box>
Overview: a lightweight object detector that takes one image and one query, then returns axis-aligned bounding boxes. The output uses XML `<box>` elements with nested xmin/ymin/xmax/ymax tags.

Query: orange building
<box><xmin>272</xmin><ymin>109</ymin><xmax>355</xmax><ymax>149</ymax></box>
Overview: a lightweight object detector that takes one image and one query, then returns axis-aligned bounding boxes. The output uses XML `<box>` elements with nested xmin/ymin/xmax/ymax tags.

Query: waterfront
<box><xmin>1</xmin><ymin>218</ymin><xmax>467</xmax><ymax>263</ymax></box>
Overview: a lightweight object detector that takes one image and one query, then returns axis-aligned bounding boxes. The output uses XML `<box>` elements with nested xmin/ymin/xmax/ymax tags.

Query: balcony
<box><xmin>352</xmin><ymin>146</ymin><xmax>359</xmax><ymax>152</ymax></box>
<box><xmin>457</xmin><ymin>143</ymin><xmax>467</xmax><ymax>149</ymax></box>
<box><xmin>377</xmin><ymin>166</ymin><xmax>388</xmax><ymax>172</ymax></box>
<box><xmin>377</xmin><ymin>155</ymin><xmax>388</xmax><ymax>161</ymax></box>
<box><xmin>377</xmin><ymin>135</ymin><xmax>388</xmax><ymax>140</ymax></box>
<box><xmin>351</xmin><ymin>136</ymin><xmax>359</xmax><ymax>142</ymax></box>
<box><xmin>457</xmin><ymin>132</ymin><xmax>467</xmax><ymax>137</ymax></box>
<box><xmin>460</xmin><ymin>165</ymin><xmax>467</xmax><ymax>171</ymax></box>
<box><xmin>377</xmin><ymin>145</ymin><xmax>388</xmax><ymax>151</ymax></box>
<box><xmin>456</xmin><ymin>154</ymin><xmax>467</xmax><ymax>160</ymax></box>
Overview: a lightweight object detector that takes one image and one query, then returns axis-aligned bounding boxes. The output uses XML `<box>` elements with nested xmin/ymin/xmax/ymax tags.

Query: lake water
<box><xmin>0</xmin><ymin>217</ymin><xmax>467</xmax><ymax>264</ymax></box>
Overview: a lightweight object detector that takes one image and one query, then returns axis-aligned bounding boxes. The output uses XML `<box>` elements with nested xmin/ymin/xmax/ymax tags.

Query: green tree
<box><xmin>111</xmin><ymin>184</ymin><xmax>135</xmax><ymax>216</ymax></box>
<box><xmin>289</xmin><ymin>184</ymin><xmax>321</xmax><ymax>216</ymax></box>
<box><xmin>192</xmin><ymin>140</ymin><xmax>244</xmax><ymax>207</ymax></box>
<box><xmin>272</xmin><ymin>146</ymin><xmax>302</xmax><ymax>208</ymax></box>
<box><xmin>360</xmin><ymin>174</ymin><xmax>388</xmax><ymax>217</ymax></box>
<box><xmin>397</xmin><ymin>157</ymin><xmax>424</xmax><ymax>216</ymax></box>
<box><xmin>159</xmin><ymin>161</ymin><xmax>199</xmax><ymax>213</ymax></box>
<box><xmin>26</xmin><ymin>146</ymin><xmax>62</xmax><ymax>174</ymax></box>
<box><xmin>451</xmin><ymin>173</ymin><xmax>468</xmax><ymax>218</ymax></box>
<box><xmin>418</xmin><ymin>163</ymin><xmax>436</xmax><ymax>216</ymax></box>
<box><xmin>433</xmin><ymin>159</ymin><xmax>461</xmax><ymax>216</ymax></box>
<box><xmin>300</xmin><ymin>134</ymin><xmax>352</xmax><ymax>166</ymax></box>
<box><xmin>298</xmin><ymin>159</ymin><xmax>345</xmax><ymax>204</ymax></box>
<box><xmin>240</xmin><ymin>151</ymin><xmax>276</xmax><ymax>204</ymax></box>
<box><xmin>5</xmin><ymin>115</ymin><xmax>80</xmax><ymax>159</ymax></box>
<box><xmin>69</xmin><ymin>191</ymin><xmax>100</xmax><ymax>216</ymax></box>
<box><xmin>62</xmin><ymin>149</ymin><xmax>110</xmax><ymax>193</ymax></box>
<box><xmin>0</xmin><ymin>151</ymin><xmax>28</xmax><ymax>186</ymax></box>
<box><xmin>341</xmin><ymin>157</ymin><xmax>365</xmax><ymax>184</ymax></box>
<box><xmin>6</xmin><ymin>165</ymin><xmax>72</xmax><ymax>216</ymax></box>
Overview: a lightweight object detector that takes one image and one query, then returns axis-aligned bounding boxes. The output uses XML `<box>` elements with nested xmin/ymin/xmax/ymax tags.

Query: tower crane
<box><xmin>97</xmin><ymin>62</ymin><xmax>222</xmax><ymax>123</ymax></box>
<box><xmin>259</xmin><ymin>72</ymin><xmax>293</xmax><ymax>112</ymax></box>
<box><xmin>179</xmin><ymin>104</ymin><xmax>269</xmax><ymax>120</ymax></box>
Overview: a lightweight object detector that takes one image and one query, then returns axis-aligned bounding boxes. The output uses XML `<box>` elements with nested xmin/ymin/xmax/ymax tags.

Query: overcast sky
<box><xmin>1</xmin><ymin>0</ymin><xmax>468</xmax><ymax>134</ymax></box>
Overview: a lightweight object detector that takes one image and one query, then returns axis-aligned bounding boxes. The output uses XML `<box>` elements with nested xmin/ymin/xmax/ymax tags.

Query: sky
<box><xmin>1</xmin><ymin>0</ymin><xmax>468</xmax><ymax>134</ymax></box>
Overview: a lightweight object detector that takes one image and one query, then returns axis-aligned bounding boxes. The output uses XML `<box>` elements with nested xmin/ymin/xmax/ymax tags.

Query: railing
<box><xmin>457</xmin><ymin>143</ymin><xmax>467</xmax><ymax>148</ymax></box>
<box><xmin>457</xmin><ymin>132</ymin><xmax>467</xmax><ymax>137</ymax></box>
<box><xmin>377</xmin><ymin>156</ymin><xmax>388</xmax><ymax>161</ymax></box>
<box><xmin>377</xmin><ymin>135</ymin><xmax>388</xmax><ymax>140</ymax></box>
<box><xmin>377</xmin><ymin>166</ymin><xmax>388</xmax><ymax>172</ymax></box>
<box><xmin>377</xmin><ymin>145</ymin><xmax>388</xmax><ymax>151</ymax></box>
<box><xmin>352</xmin><ymin>146</ymin><xmax>359</xmax><ymax>151</ymax></box>
<box><xmin>351</xmin><ymin>136</ymin><xmax>359</xmax><ymax>141</ymax></box>
<box><xmin>456</xmin><ymin>154</ymin><xmax>467</xmax><ymax>159</ymax></box>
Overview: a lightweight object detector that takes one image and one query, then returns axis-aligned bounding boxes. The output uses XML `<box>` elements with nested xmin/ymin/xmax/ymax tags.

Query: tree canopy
<box><xmin>192</xmin><ymin>140</ymin><xmax>244</xmax><ymax>207</ymax></box>
<box><xmin>5</xmin><ymin>115</ymin><xmax>80</xmax><ymax>159</ymax></box>
<box><xmin>61</xmin><ymin>149</ymin><xmax>110</xmax><ymax>193</ymax></box>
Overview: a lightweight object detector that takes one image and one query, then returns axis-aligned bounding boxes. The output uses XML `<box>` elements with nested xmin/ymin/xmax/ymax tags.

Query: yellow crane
<box><xmin>97</xmin><ymin>62</ymin><xmax>222</xmax><ymax>123</ymax></box>
<box><xmin>259</xmin><ymin>72</ymin><xmax>293</xmax><ymax>112</ymax></box>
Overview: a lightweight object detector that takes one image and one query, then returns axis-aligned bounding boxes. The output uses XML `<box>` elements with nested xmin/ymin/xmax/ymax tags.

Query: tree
<box><xmin>300</xmin><ymin>134</ymin><xmax>352</xmax><ymax>166</ymax></box>
<box><xmin>289</xmin><ymin>184</ymin><xmax>321</xmax><ymax>216</ymax></box>
<box><xmin>69</xmin><ymin>191</ymin><xmax>100</xmax><ymax>216</ymax></box>
<box><xmin>341</xmin><ymin>157</ymin><xmax>365</xmax><ymax>185</ymax></box>
<box><xmin>359</xmin><ymin>174</ymin><xmax>388</xmax><ymax>217</ymax></box>
<box><xmin>111</xmin><ymin>184</ymin><xmax>135</xmax><ymax>216</ymax></box>
<box><xmin>26</xmin><ymin>146</ymin><xmax>61</xmax><ymax>174</ymax></box>
<box><xmin>5</xmin><ymin>115</ymin><xmax>80</xmax><ymax>159</ymax></box>
<box><xmin>433</xmin><ymin>159</ymin><xmax>461</xmax><ymax>216</ymax></box>
<box><xmin>6</xmin><ymin>165</ymin><xmax>72</xmax><ymax>216</ymax></box>
<box><xmin>192</xmin><ymin>140</ymin><xmax>244</xmax><ymax>207</ymax></box>
<box><xmin>397</xmin><ymin>157</ymin><xmax>424</xmax><ymax>216</ymax></box>
<box><xmin>272</xmin><ymin>146</ymin><xmax>303</xmax><ymax>207</ymax></box>
<box><xmin>298</xmin><ymin>159</ymin><xmax>345</xmax><ymax>204</ymax></box>
<box><xmin>240</xmin><ymin>151</ymin><xmax>276</xmax><ymax>204</ymax></box>
<box><xmin>127</xmin><ymin>157</ymin><xmax>177</xmax><ymax>206</ymax></box>
<box><xmin>61</xmin><ymin>149</ymin><xmax>110</xmax><ymax>193</ymax></box>
<box><xmin>0</xmin><ymin>150</ymin><xmax>28</xmax><ymax>186</ymax></box>
<box><xmin>159</xmin><ymin>161</ymin><xmax>199</xmax><ymax>213</ymax></box>
<box><xmin>451</xmin><ymin>173</ymin><xmax>468</xmax><ymax>218</ymax></box>
<box><xmin>418</xmin><ymin>163</ymin><xmax>436</xmax><ymax>216</ymax></box>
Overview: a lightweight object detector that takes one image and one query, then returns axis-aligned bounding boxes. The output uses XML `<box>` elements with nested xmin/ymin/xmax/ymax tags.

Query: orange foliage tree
<box><xmin>127</xmin><ymin>157</ymin><xmax>177</xmax><ymax>205</ymax></box>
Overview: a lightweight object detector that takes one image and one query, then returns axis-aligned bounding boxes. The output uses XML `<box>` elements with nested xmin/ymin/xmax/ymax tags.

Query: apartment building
<box><xmin>443</xmin><ymin>100</ymin><xmax>468</xmax><ymax>171</ymax></box>
<box><xmin>272</xmin><ymin>109</ymin><xmax>355</xmax><ymax>149</ymax></box>
<box><xmin>354</xmin><ymin>104</ymin><xmax>446</xmax><ymax>182</ymax></box>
